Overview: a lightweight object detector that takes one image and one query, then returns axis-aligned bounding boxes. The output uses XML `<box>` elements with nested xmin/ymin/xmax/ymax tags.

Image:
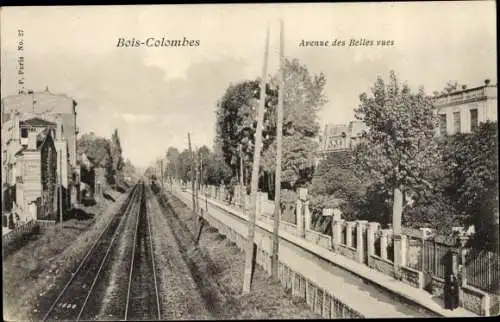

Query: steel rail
<box><xmin>146</xmin><ymin>188</ymin><xmax>162</xmax><ymax>320</ymax></box>
<box><xmin>75</xmin><ymin>187</ymin><xmax>142</xmax><ymax>320</ymax></box>
<box><xmin>41</xmin><ymin>185</ymin><xmax>139</xmax><ymax>321</ymax></box>
<box><xmin>124</xmin><ymin>185</ymin><xmax>142</xmax><ymax>320</ymax></box>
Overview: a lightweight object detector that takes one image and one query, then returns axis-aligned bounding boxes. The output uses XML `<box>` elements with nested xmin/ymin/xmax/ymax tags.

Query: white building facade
<box><xmin>433</xmin><ymin>80</ymin><xmax>497</xmax><ymax>136</ymax></box>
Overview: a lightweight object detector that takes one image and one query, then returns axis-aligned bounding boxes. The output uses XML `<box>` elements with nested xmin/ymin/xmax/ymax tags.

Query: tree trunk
<box><xmin>243</xmin><ymin>26</ymin><xmax>269</xmax><ymax>294</ymax></box>
<box><xmin>392</xmin><ymin>184</ymin><xmax>404</xmax><ymax>271</ymax></box>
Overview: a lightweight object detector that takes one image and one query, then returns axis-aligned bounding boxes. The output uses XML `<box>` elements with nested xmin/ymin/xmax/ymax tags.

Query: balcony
<box><xmin>433</xmin><ymin>87</ymin><xmax>487</xmax><ymax>107</ymax></box>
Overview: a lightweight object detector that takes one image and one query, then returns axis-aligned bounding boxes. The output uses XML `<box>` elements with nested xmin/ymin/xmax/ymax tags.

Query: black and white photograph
<box><xmin>1</xmin><ymin>2</ymin><xmax>498</xmax><ymax>320</ymax></box>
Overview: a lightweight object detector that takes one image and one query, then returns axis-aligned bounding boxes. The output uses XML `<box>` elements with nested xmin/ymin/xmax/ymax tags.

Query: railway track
<box><xmin>41</xmin><ymin>184</ymin><xmax>142</xmax><ymax>321</ymax></box>
<box><xmin>124</xmin><ymin>185</ymin><xmax>162</xmax><ymax>321</ymax></box>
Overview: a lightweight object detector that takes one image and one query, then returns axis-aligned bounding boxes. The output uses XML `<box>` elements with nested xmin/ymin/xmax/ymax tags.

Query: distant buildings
<box><xmin>316</xmin><ymin>79</ymin><xmax>497</xmax><ymax>162</ymax></box>
<box><xmin>432</xmin><ymin>79</ymin><xmax>497</xmax><ymax>136</ymax></box>
<box><xmin>317</xmin><ymin>120</ymin><xmax>368</xmax><ymax>160</ymax></box>
<box><xmin>1</xmin><ymin>88</ymin><xmax>79</xmax><ymax>226</ymax></box>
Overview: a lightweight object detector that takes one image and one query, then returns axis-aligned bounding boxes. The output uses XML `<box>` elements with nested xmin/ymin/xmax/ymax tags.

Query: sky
<box><xmin>1</xmin><ymin>2</ymin><xmax>496</xmax><ymax>169</ymax></box>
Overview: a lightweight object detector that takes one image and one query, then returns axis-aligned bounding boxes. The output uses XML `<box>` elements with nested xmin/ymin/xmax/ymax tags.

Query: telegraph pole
<box><xmin>239</xmin><ymin>143</ymin><xmax>244</xmax><ymax>208</ymax></box>
<box><xmin>194</xmin><ymin>146</ymin><xmax>200</xmax><ymax>212</ymax></box>
<box><xmin>242</xmin><ymin>25</ymin><xmax>270</xmax><ymax>294</ymax></box>
<box><xmin>188</xmin><ymin>133</ymin><xmax>196</xmax><ymax>217</ymax></box>
<box><xmin>59</xmin><ymin>151</ymin><xmax>63</xmax><ymax>230</ymax></box>
<box><xmin>239</xmin><ymin>144</ymin><xmax>244</xmax><ymax>186</ymax></box>
<box><xmin>160</xmin><ymin>159</ymin><xmax>164</xmax><ymax>190</ymax></box>
<box><xmin>272</xmin><ymin>19</ymin><xmax>285</xmax><ymax>281</ymax></box>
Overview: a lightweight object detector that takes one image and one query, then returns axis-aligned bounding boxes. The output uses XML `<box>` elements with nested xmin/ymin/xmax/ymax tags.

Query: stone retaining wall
<box><xmin>200</xmin><ymin>204</ymin><xmax>365</xmax><ymax>318</ymax></box>
<box><xmin>368</xmin><ymin>255</ymin><xmax>395</xmax><ymax>277</ymax></box>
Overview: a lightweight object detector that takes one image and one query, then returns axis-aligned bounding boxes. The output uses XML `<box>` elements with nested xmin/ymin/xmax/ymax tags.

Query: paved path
<box><xmin>175</xmin><ymin>188</ymin><xmax>477</xmax><ymax>318</ymax></box>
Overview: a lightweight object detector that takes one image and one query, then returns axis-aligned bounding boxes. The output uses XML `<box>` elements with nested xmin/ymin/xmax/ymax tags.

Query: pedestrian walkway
<box><xmin>175</xmin><ymin>188</ymin><xmax>477</xmax><ymax>318</ymax></box>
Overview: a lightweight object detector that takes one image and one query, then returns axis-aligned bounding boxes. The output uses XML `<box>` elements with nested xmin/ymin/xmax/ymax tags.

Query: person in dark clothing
<box><xmin>443</xmin><ymin>251</ymin><xmax>460</xmax><ymax>310</ymax></box>
<box><xmin>445</xmin><ymin>273</ymin><xmax>460</xmax><ymax>310</ymax></box>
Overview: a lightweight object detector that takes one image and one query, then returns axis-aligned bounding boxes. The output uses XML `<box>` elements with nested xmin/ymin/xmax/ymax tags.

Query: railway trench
<box><xmin>38</xmin><ymin>182</ymin><xmax>322</xmax><ymax>320</ymax></box>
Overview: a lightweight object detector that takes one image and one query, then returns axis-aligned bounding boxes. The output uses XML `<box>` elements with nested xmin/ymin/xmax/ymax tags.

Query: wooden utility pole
<box><xmin>188</xmin><ymin>133</ymin><xmax>196</xmax><ymax>215</ymax></box>
<box><xmin>272</xmin><ymin>19</ymin><xmax>285</xmax><ymax>280</ymax></box>
<box><xmin>242</xmin><ymin>26</ymin><xmax>270</xmax><ymax>294</ymax></box>
<box><xmin>194</xmin><ymin>146</ymin><xmax>200</xmax><ymax>212</ymax></box>
<box><xmin>239</xmin><ymin>144</ymin><xmax>244</xmax><ymax>187</ymax></box>
<box><xmin>160</xmin><ymin>159</ymin><xmax>164</xmax><ymax>190</ymax></box>
<box><xmin>59</xmin><ymin>151</ymin><xmax>63</xmax><ymax>230</ymax></box>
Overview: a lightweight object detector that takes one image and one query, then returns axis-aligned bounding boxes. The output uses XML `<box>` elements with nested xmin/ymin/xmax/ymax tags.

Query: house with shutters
<box><xmin>2</xmin><ymin>114</ymin><xmax>70</xmax><ymax>225</ymax></box>
<box><xmin>432</xmin><ymin>79</ymin><xmax>497</xmax><ymax>136</ymax></box>
<box><xmin>1</xmin><ymin>88</ymin><xmax>80</xmax><ymax>208</ymax></box>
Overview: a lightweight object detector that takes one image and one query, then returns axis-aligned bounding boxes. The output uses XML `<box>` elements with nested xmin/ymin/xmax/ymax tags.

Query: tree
<box><xmin>262</xmin><ymin>58</ymin><xmax>327</xmax><ymax>188</ymax></box>
<box><xmin>205</xmin><ymin>144</ymin><xmax>232</xmax><ymax>185</ymax></box>
<box><xmin>442</xmin><ymin>121</ymin><xmax>499</xmax><ymax>249</ymax></box>
<box><xmin>197</xmin><ymin>145</ymin><xmax>211</xmax><ymax>184</ymax></box>
<box><xmin>122</xmin><ymin>158</ymin><xmax>138</xmax><ymax>183</ymax></box>
<box><xmin>214</xmin><ymin>80</ymin><xmax>261</xmax><ymax>180</ymax></box>
<box><xmin>309</xmin><ymin>151</ymin><xmax>369</xmax><ymax>218</ymax></box>
<box><xmin>110</xmin><ymin>129</ymin><xmax>124</xmax><ymax>186</ymax></box>
<box><xmin>177</xmin><ymin>149</ymin><xmax>193</xmax><ymax>184</ymax></box>
<box><xmin>354</xmin><ymin>70</ymin><xmax>439</xmax><ymax>271</ymax></box>
<box><xmin>77</xmin><ymin>132</ymin><xmax>114</xmax><ymax>186</ymax></box>
<box><xmin>165</xmin><ymin>147</ymin><xmax>180</xmax><ymax>180</ymax></box>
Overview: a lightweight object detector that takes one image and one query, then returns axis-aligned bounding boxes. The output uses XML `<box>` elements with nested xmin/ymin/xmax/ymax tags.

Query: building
<box><xmin>317</xmin><ymin>120</ymin><xmax>368</xmax><ymax>160</ymax></box>
<box><xmin>432</xmin><ymin>79</ymin><xmax>497</xmax><ymax>136</ymax></box>
<box><xmin>1</xmin><ymin>88</ymin><xmax>80</xmax><ymax>207</ymax></box>
<box><xmin>2</xmin><ymin>114</ymin><xmax>70</xmax><ymax>223</ymax></box>
<box><xmin>4</xmin><ymin>122</ymin><xmax>59</xmax><ymax>224</ymax></box>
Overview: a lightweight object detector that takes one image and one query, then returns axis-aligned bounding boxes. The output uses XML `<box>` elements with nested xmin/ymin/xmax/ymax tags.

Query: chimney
<box><xmin>56</xmin><ymin>115</ymin><xmax>63</xmax><ymax>141</ymax></box>
<box><xmin>27</xmin><ymin>130</ymin><xmax>37</xmax><ymax>150</ymax></box>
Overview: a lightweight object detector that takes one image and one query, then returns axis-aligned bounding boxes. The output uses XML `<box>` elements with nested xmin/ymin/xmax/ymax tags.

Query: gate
<box><xmin>421</xmin><ymin>235</ymin><xmax>458</xmax><ymax>292</ymax></box>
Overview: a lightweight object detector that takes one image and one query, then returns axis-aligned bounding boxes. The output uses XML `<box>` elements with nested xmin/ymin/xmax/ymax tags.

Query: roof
<box><xmin>36</xmin><ymin>128</ymin><xmax>54</xmax><ymax>149</ymax></box>
<box><xmin>432</xmin><ymin>82</ymin><xmax>497</xmax><ymax>99</ymax></box>
<box><xmin>14</xmin><ymin>146</ymin><xmax>28</xmax><ymax>156</ymax></box>
<box><xmin>324</xmin><ymin>124</ymin><xmax>349</xmax><ymax>136</ymax></box>
<box><xmin>20</xmin><ymin>117</ymin><xmax>56</xmax><ymax>127</ymax></box>
<box><xmin>14</xmin><ymin>128</ymin><xmax>54</xmax><ymax>156</ymax></box>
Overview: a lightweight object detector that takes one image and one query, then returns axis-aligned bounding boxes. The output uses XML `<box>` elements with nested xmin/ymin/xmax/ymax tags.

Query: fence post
<box><xmin>482</xmin><ymin>294</ymin><xmax>491</xmax><ymax>317</ymax></box>
<box><xmin>367</xmin><ymin>222</ymin><xmax>380</xmax><ymax>257</ymax></box>
<box><xmin>346</xmin><ymin>222</ymin><xmax>356</xmax><ymax>248</ymax></box>
<box><xmin>380</xmin><ymin>230</ymin><xmax>389</xmax><ymax>260</ymax></box>
<box><xmin>356</xmin><ymin>220</ymin><xmax>368</xmax><ymax>263</ymax></box>
<box><xmin>487</xmin><ymin>251</ymin><xmax>492</xmax><ymax>291</ymax></box>
<box><xmin>458</xmin><ymin>236</ymin><xmax>468</xmax><ymax>287</ymax></box>
<box><xmin>255</xmin><ymin>191</ymin><xmax>262</xmax><ymax>219</ymax></box>
<box><xmin>400</xmin><ymin>234</ymin><xmax>408</xmax><ymax>267</ymax></box>
<box><xmin>304</xmin><ymin>200</ymin><xmax>311</xmax><ymax>232</ymax></box>
<box><xmin>234</xmin><ymin>185</ymin><xmax>240</xmax><ymax>208</ymax></box>
<box><xmin>333</xmin><ymin>219</ymin><xmax>345</xmax><ymax>252</ymax></box>
<box><xmin>296</xmin><ymin>198</ymin><xmax>304</xmax><ymax>237</ymax></box>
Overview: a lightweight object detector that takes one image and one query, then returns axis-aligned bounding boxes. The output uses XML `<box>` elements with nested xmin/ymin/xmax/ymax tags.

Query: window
<box><xmin>439</xmin><ymin>114</ymin><xmax>447</xmax><ymax>136</ymax></box>
<box><xmin>20</xmin><ymin>128</ymin><xmax>28</xmax><ymax>138</ymax></box>
<box><xmin>453</xmin><ymin>111</ymin><xmax>461</xmax><ymax>134</ymax></box>
<box><xmin>470</xmin><ymin>108</ymin><xmax>479</xmax><ymax>132</ymax></box>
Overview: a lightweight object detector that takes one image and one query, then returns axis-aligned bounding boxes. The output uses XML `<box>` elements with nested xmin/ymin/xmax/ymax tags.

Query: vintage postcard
<box><xmin>1</xmin><ymin>2</ymin><xmax>498</xmax><ymax>320</ymax></box>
